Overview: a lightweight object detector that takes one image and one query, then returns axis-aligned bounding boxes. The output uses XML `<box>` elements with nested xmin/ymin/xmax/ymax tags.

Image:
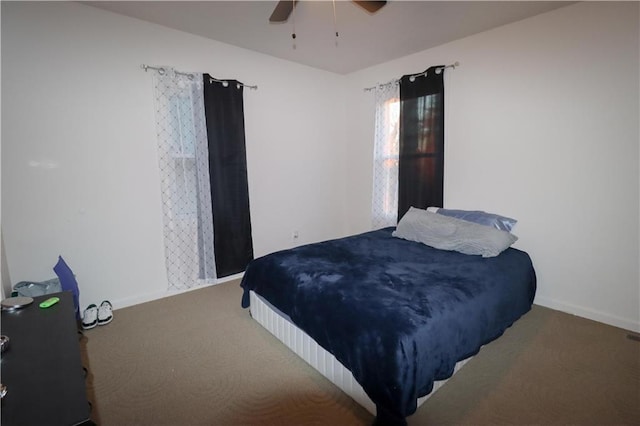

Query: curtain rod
<box><xmin>141</xmin><ymin>64</ymin><xmax>258</xmax><ymax>90</ymax></box>
<box><xmin>363</xmin><ymin>61</ymin><xmax>459</xmax><ymax>92</ymax></box>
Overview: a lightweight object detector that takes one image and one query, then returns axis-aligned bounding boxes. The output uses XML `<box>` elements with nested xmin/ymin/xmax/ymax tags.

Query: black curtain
<box><xmin>398</xmin><ymin>66</ymin><xmax>445</xmax><ymax>221</ymax></box>
<box><xmin>203</xmin><ymin>76</ymin><xmax>253</xmax><ymax>277</ymax></box>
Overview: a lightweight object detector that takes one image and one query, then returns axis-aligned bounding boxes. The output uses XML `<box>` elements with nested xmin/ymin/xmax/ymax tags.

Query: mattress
<box><xmin>249</xmin><ymin>290</ymin><xmax>470</xmax><ymax>416</ymax></box>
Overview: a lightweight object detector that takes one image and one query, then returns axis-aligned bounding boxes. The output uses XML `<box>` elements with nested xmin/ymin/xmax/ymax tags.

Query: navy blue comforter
<box><xmin>241</xmin><ymin>228</ymin><xmax>536</xmax><ymax>424</ymax></box>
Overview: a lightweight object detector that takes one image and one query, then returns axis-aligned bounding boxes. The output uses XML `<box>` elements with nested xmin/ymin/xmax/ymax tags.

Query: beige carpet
<box><xmin>81</xmin><ymin>280</ymin><xmax>639</xmax><ymax>425</ymax></box>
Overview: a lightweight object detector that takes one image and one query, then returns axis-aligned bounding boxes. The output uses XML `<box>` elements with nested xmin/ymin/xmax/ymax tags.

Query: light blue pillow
<box><xmin>393</xmin><ymin>207</ymin><xmax>518</xmax><ymax>257</ymax></box>
<box><xmin>427</xmin><ymin>207</ymin><xmax>517</xmax><ymax>232</ymax></box>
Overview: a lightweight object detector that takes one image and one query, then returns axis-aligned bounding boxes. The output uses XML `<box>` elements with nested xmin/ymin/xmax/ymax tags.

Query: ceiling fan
<box><xmin>269</xmin><ymin>1</ymin><xmax>387</xmax><ymax>23</ymax></box>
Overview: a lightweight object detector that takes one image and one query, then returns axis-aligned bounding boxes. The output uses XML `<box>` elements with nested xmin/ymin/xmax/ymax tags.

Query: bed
<box><xmin>240</xmin><ymin>219</ymin><xmax>536</xmax><ymax>425</ymax></box>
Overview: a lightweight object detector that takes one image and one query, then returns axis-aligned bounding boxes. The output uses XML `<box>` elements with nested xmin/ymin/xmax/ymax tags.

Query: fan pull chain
<box><xmin>291</xmin><ymin>0</ymin><xmax>297</xmax><ymax>49</ymax></box>
<box><xmin>332</xmin><ymin>0</ymin><xmax>339</xmax><ymax>46</ymax></box>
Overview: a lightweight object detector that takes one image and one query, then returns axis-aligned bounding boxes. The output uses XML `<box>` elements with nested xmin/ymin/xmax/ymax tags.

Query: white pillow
<box><xmin>393</xmin><ymin>207</ymin><xmax>518</xmax><ymax>257</ymax></box>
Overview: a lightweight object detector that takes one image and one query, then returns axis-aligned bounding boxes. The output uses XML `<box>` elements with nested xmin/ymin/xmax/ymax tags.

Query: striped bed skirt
<box><xmin>249</xmin><ymin>290</ymin><xmax>470</xmax><ymax>416</ymax></box>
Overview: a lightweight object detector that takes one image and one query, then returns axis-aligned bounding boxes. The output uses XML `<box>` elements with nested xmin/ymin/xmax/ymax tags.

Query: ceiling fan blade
<box><xmin>269</xmin><ymin>0</ymin><xmax>298</xmax><ymax>23</ymax></box>
<box><xmin>353</xmin><ymin>1</ymin><xmax>387</xmax><ymax>14</ymax></box>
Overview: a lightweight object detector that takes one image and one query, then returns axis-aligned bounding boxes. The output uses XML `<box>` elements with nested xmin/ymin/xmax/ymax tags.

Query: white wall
<box><xmin>0</xmin><ymin>3</ymin><xmax>5</xmax><ymax>299</ymax></box>
<box><xmin>345</xmin><ymin>2</ymin><xmax>640</xmax><ymax>331</ymax></box>
<box><xmin>1</xmin><ymin>1</ymin><xmax>348</xmax><ymax>309</ymax></box>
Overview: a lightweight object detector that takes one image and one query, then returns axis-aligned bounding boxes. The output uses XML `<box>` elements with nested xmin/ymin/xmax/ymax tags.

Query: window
<box><xmin>371</xmin><ymin>84</ymin><xmax>400</xmax><ymax>229</ymax></box>
<box><xmin>396</xmin><ymin>70</ymin><xmax>445</xmax><ymax>218</ymax></box>
<box><xmin>150</xmin><ymin>68</ymin><xmax>253</xmax><ymax>288</ymax></box>
<box><xmin>372</xmin><ymin>67</ymin><xmax>446</xmax><ymax>228</ymax></box>
<box><xmin>169</xmin><ymin>95</ymin><xmax>198</xmax><ymax>219</ymax></box>
<box><xmin>152</xmin><ymin>71</ymin><xmax>215</xmax><ymax>290</ymax></box>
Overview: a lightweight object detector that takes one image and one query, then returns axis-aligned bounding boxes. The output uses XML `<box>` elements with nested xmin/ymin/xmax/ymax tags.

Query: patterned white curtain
<box><xmin>371</xmin><ymin>82</ymin><xmax>400</xmax><ymax>229</ymax></box>
<box><xmin>152</xmin><ymin>69</ymin><xmax>216</xmax><ymax>290</ymax></box>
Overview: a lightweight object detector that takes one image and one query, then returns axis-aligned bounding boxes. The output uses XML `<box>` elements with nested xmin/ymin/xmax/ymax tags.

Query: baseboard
<box><xmin>534</xmin><ymin>296</ymin><xmax>640</xmax><ymax>333</ymax></box>
<box><xmin>112</xmin><ymin>272</ymin><xmax>244</xmax><ymax>310</ymax></box>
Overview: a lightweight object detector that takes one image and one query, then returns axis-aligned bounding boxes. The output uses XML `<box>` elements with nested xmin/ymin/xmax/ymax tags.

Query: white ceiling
<box><xmin>86</xmin><ymin>1</ymin><xmax>574</xmax><ymax>74</ymax></box>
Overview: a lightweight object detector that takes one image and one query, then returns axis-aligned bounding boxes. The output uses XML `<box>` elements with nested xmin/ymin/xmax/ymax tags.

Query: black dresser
<box><xmin>1</xmin><ymin>291</ymin><xmax>92</xmax><ymax>425</ymax></box>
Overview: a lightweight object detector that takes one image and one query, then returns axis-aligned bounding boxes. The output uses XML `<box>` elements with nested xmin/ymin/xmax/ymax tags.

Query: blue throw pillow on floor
<box><xmin>53</xmin><ymin>256</ymin><xmax>81</xmax><ymax>321</ymax></box>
